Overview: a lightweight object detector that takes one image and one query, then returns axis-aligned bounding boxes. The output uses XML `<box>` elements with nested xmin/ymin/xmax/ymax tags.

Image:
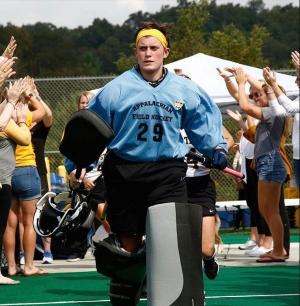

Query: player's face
<box><xmin>78</xmin><ymin>95</ymin><xmax>89</xmax><ymax>110</ymax></box>
<box><xmin>134</xmin><ymin>36</ymin><xmax>170</xmax><ymax>81</ymax></box>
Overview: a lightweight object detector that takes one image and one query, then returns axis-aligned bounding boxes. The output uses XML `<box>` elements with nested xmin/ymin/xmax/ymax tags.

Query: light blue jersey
<box><xmin>87</xmin><ymin>67</ymin><xmax>227</xmax><ymax>162</ymax></box>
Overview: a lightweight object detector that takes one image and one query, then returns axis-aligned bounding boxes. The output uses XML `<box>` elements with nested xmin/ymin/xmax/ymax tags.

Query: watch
<box><xmin>25</xmin><ymin>93</ymin><xmax>34</xmax><ymax>100</ymax></box>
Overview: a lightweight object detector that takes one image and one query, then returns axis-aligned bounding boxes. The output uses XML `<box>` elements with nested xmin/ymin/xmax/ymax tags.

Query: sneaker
<box><xmin>248</xmin><ymin>246</ymin><xmax>273</xmax><ymax>257</ymax></box>
<box><xmin>238</xmin><ymin>239</ymin><xmax>257</xmax><ymax>250</ymax></box>
<box><xmin>203</xmin><ymin>253</ymin><xmax>219</xmax><ymax>280</ymax></box>
<box><xmin>67</xmin><ymin>254</ymin><xmax>85</xmax><ymax>262</ymax></box>
<box><xmin>245</xmin><ymin>245</ymin><xmax>259</xmax><ymax>255</ymax></box>
<box><xmin>20</xmin><ymin>252</ymin><xmax>25</xmax><ymax>265</ymax></box>
<box><xmin>43</xmin><ymin>250</ymin><xmax>53</xmax><ymax>264</ymax></box>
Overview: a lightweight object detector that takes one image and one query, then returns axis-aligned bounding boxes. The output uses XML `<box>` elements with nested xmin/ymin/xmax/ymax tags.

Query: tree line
<box><xmin>0</xmin><ymin>0</ymin><xmax>298</xmax><ymax>77</ymax></box>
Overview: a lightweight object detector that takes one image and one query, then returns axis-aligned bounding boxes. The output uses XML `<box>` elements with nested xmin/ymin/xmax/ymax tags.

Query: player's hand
<box><xmin>211</xmin><ymin>148</ymin><xmax>228</xmax><ymax>170</ymax></box>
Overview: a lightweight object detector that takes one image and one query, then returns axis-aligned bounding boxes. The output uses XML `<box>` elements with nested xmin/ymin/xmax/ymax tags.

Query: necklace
<box><xmin>135</xmin><ymin>65</ymin><xmax>167</xmax><ymax>88</ymax></box>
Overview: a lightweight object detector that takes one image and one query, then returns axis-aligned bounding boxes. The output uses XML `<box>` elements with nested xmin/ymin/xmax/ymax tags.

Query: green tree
<box><xmin>247</xmin><ymin>0</ymin><xmax>265</xmax><ymax>13</ymax></box>
<box><xmin>168</xmin><ymin>0</ymin><xmax>210</xmax><ymax>62</ymax></box>
<box><xmin>206</xmin><ymin>23</ymin><xmax>269</xmax><ymax>67</ymax></box>
<box><xmin>115</xmin><ymin>50</ymin><xmax>136</xmax><ymax>73</ymax></box>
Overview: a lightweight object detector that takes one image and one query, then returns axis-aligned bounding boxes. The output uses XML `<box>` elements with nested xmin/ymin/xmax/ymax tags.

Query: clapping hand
<box><xmin>262</xmin><ymin>67</ymin><xmax>277</xmax><ymax>87</ymax></box>
<box><xmin>229</xmin><ymin>67</ymin><xmax>247</xmax><ymax>85</ymax></box>
<box><xmin>226</xmin><ymin>109</ymin><xmax>243</xmax><ymax>123</ymax></box>
<box><xmin>291</xmin><ymin>51</ymin><xmax>300</xmax><ymax>73</ymax></box>
<box><xmin>0</xmin><ymin>57</ymin><xmax>18</xmax><ymax>86</ymax></box>
<box><xmin>216</xmin><ymin>67</ymin><xmax>233</xmax><ymax>80</ymax></box>
<box><xmin>6</xmin><ymin>79</ymin><xmax>27</xmax><ymax>106</ymax></box>
<box><xmin>23</xmin><ymin>75</ymin><xmax>36</xmax><ymax>97</ymax></box>
<box><xmin>2</xmin><ymin>36</ymin><xmax>17</xmax><ymax>59</ymax></box>
<box><xmin>15</xmin><ymin>102</ymin><xmax>29</xmax><ymax>123</ymax></box>
<box><xmin>28</xmin><ymin>77</ymin><xmax>39</xmax><ymax>97</ymax></box>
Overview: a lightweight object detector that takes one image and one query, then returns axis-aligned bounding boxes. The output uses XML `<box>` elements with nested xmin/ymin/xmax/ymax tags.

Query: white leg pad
<box><xmin>146</xmin><ymin>202</ymin><xmax>204</xmax><ymax>306</ymax></box>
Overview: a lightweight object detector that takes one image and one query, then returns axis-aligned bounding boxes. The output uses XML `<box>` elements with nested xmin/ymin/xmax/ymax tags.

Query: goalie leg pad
<box><xmin>109</xmin><ymin>276</ymin><xmax>144</xmax><ymax>306</ymax></box>
<box><xmin>94</xmin><ymin>234</ymin><xmax>146</xmax><ymax>306</ymax></box>
<box><xmin>146</xmin><ymin>202</ymin><xmax>204</xmax><ymax>306</ymax></box>
<box><xmin>94</xmin><ymin>234</ymin><xmax>146</xmax><ymax>283</ymax></box>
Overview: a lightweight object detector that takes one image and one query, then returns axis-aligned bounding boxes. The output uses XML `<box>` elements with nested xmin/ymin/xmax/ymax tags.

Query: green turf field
<box><xmin>0</xmin><ymin>265</ymin><xmax>299</xmax><ymax>306</ymax></box>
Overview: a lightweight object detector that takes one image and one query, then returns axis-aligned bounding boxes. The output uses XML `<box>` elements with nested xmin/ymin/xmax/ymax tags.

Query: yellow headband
<box><xmin>136</xmin><ymin>29</ymin><xmax>168</xmax><ymax>48</ymax></box>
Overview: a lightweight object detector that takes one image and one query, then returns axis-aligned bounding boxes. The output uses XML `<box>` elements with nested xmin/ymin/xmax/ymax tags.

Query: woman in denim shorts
<box><xmin>229</xmin><ymin>67</ymin><xmax>291</xmax><ymax>263</ymax></box>
<box><xmin>3</xmin><ymin>80</ymin><xmax>49</xmax><ymax>277</ymax></box>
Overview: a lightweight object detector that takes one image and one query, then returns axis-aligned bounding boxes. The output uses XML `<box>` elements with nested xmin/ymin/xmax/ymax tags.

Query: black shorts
<box><xmin>186</xmin><ymin>175</ymin><xmax>216</xmax><ymax>217</ymax></box>
<box><xmin>80</xmin><ymin>175</ymin><xmax>106</xmax><ymax>203</ymax></box>
<box><xmin>102</xmin><ymin>152</ymin><xmax>187</xmax><ymax>236</ymax></box>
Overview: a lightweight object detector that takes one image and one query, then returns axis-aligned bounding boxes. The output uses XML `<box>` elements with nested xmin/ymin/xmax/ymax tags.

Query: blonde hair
<box><xmin>77</xmin><ymin>91</ymin><xmax>95</xmax><ymax>107</ymax></box>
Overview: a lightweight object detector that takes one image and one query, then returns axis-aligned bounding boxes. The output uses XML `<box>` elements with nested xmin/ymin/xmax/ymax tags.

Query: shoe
<box><xmin>238</xmin><ymin>239</ymin><xmax>257</xmax><ymax>250</ymax></box>
<box><xmin>20</xmin><ymin>252</ymin><xmax>25</xmax><ymax>265</ymax></box>
<box><xmin>67</xmin><ymin>254</ymin><xmax>85</xmax><ymax>262</ymax></box>
<box><xmin>247</xmin><ymin>246</ymin><xmax>273</xmax><ymax>257</ymax></box>
<box><xmin>203</xmin><ymin>253</ymin><xmax>219</xmax><ymax>280</ymax></box>
<box><xmin>42</xmin><ymin>250</ymin><xmax>53</xmax><ymax>264</ymax></box>
<box><xmin>245</xmin><ymin>245</ymin><xmax>259</xmax><ymax>255</ymax></box>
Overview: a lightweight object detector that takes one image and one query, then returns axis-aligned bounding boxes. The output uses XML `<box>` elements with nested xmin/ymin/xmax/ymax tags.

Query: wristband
<box><xmin>267</xmin><ymin>91</ymin><xmax>274</xmax><ymax>94</ymax></box>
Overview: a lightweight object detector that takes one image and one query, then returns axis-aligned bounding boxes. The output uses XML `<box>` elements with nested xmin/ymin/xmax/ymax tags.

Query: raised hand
<box><xmin>216</xmin><ymin>67</ymin><xmax>233</xmax><ymax>79</ymax></box>
<box><xmin>262</xmin><ymin>67</ymin><xmax>277</xmax><ymax>87</ymax></box>
<box><xmin>232</xmin><ymin>67</ymin><xmax>247</xmax><ymax>85</ymax></box>
<box><xmin>29</xmin><ymin>77</ymin><xmax>39</xmax><ymax>97</ymax></box>
<box><xmin>2</xmin><ymin>36</ymin><xmax>17</xmax><ymax>59</ymax></box>
<box><xmin>291</xmin><ymin>51</ymin><xmax>300</xmax><ymax>73</ymax></box>
<box><xmin>226</xmin><ymin>109</ymin><xmax>243</xmax><ymax>123</ymax></box>
<box><xmin>23</xmin><ymin>75</ymin><xmax>35</xmax><ymax>94</ymax></box>
<box><xmin>15</xmin><ymin>102</ymin><xmax>29</xmax><ymax>124</ymax></box>
<box><xmin>0</xmin><ymin>57</ymin><xmax>18</xmax><ymax>86</ymax></box>
<box><xmin>6</xmin><ymin>79</ymin><xmax>27</xmax><ymax>106</ymax></box>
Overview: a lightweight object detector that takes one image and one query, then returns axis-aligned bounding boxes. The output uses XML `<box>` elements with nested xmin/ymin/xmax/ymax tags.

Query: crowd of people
<box><xmin>0</xmin><ymin>23</ymin><xmax>299</xmax><ymax>306</ymax></box>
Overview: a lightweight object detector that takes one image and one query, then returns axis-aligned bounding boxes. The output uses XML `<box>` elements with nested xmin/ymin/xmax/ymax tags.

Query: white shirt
<box><xmin>269</xmin><ymin>96</ymin><xmax>299</xmax><ymax>159</ymax></box>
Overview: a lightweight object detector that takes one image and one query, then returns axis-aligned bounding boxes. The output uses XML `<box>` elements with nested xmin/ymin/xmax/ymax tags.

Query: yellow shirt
<box><xmin>15</xmin><ymin>112</ymin><xmax>36</xmax><ymax>167</ymax></box>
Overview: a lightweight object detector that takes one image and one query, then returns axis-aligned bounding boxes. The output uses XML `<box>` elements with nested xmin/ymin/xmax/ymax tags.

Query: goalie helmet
<box><xmin>33</xmin><ymin>189</ymin><xmax>94</xmax><ymax>238</ymax></box>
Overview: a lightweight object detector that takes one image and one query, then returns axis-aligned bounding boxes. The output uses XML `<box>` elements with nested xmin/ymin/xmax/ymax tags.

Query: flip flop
<box><xmin>0</xmin><ymin>280</ymin><xmax>20</xmax><ymax>285</ymax></box>
<box><xmin>259</xmin><ymin>251</ymin><xmax>288</xmax><ymax>259</ymax></box>
<box><xmin>23</xmin><ymin>269</ymin><xmax>49</xmax><ymax>277</ymax></box>
<box><xmin>8</xmin><ymin>268</ymin><xmax>25</xmax><ymax>276</ymax></box>
<box><xmin>256</xmin><ymin>256</ymin><xmax>285</xmax><ymax>263</ymax></box>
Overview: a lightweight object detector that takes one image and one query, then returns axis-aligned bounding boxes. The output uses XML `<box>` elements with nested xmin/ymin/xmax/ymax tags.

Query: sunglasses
<box><xmin>248</xmin><ymin>92</ymin><xmax>263</xmax><ymax>100</ymax></box>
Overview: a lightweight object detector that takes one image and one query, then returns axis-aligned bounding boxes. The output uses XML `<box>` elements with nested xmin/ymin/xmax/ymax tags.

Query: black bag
<box><xmin>59</xmin><ymin>109</ymin><xmax>114</xmax><ymax>177</ymax></box>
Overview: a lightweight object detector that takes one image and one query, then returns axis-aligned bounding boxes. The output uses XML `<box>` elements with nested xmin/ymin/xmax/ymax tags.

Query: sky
<box><xmin>1</xmin><ymin>0</ymin><xmax>299</xmax><ymax>29</ymax></box>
